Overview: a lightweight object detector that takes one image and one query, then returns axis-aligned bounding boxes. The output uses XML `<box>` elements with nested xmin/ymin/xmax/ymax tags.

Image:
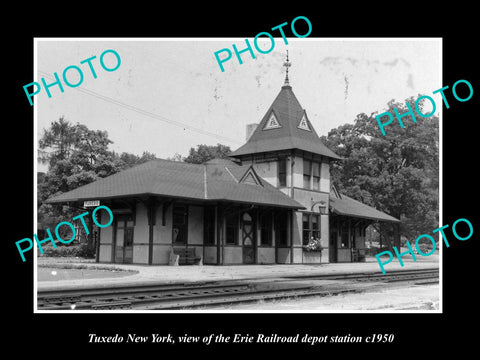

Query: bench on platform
<box><xmin>351</xmin><ymin>249</ymin><xmax>366</xmax><ymax>262</ymax></box>
<box><xmin>169</xmin><ymin>247</ymin><xmax>203</xmax><ymax>266</ymax></box>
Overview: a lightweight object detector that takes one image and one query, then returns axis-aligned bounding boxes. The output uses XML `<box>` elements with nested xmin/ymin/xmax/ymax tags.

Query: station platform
<box><xmin>36</xmin><ymin>254</ymin><xmax>440</xmax><ymax>292</ymax></box>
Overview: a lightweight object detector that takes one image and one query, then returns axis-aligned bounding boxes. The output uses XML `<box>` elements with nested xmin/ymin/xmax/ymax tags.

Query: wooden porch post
<box><xmin>272</xmin><ymin>209</ymin><xmax>277</xmax><ymax>264</ymax></box>
<box><xmin>379</xmin><ymin>223</ymin><xmax>383</xmax><ymax>249</ymax></box>
<box><xmin>347</xmin><ymin>218</ymin><xmax>351</xmax><ymax>262</ymax></box>
<box><xmin>289</xmin><ymin>209</ymin><xmax>294</xmax><ymax>264</ymax></box>
<box><xmin>394</xmin><ymin>222</ymin><xmax>401</xmax><ymax>249</ymax></box>
<box><xmin>215</xmin><ymin>205</ymin><xmax>220</xmax><ymax>265</ymax></box>
<box><xmin>222</xmin><ymin>207</ymin><xmax>226</xmax><ymax>265</ymax></box>
<box><xmin>255</xmin><ymin>207</ymin><xmax>260</xmax><ymax>264</ymax></box>
<box><xmin>147</xmin><ymin>198</ymin><xmax>157</xmax><ymax>265</ymax></box>
<box><xmin>92</xmin><ymin>209</ymin><xmax>99</xmax><ymax>263</ymax></box>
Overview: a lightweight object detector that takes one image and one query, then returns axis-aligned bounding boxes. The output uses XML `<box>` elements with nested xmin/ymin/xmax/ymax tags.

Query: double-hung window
<box><xmin>302</xmin><ymin>213</ymin><xmax>321</xmax><ymax>245</ymax></box>
<box><xmin>303</xmin><ymin>159</ymin><xmax>311</xmax><ymax>189</ymax></box>
<box><xmin>312</xmin><ymin>162</ymin><xmax>320</xmax><ymax>191</ymax></box>
<box><xmin>172</xmin><ymin>205</ymin><xmax>188</xmax><ymax>244</ymax></box>
<box><xmin>226</xmin><ymin>213</ymin><xmax>238</xmax><ymax>245</ymax></box>
<box><xmin>278</xmin><ymin>158</ymin><xmax>287</xmax><ymax>187</ymax></box>
<box><xmin>260</xmin><ymin>212</ymin><xmax>272</xmax><ymax>246</ymax></box>
<box><xmin>304</xmin><ymin>159</ymin><xmax>321</xmax><ymax>190</ymax></box>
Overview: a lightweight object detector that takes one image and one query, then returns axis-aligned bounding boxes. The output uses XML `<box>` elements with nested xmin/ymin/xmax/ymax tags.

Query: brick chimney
<box><xmin>246</xmin><ymin>123</ymin><xmax>258</xmax><ymax>141</ymax></box>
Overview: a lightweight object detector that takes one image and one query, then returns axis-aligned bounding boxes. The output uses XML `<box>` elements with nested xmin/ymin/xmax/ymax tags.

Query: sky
<box><xmin>35</xmin><ymin>38</ymin><xmax>441</xmax><ymax>172</ymax></box>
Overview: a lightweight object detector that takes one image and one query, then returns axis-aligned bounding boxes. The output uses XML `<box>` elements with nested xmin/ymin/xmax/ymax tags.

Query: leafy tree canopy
<box><xmin>37</xmin><ymin>117</ymin><xmax>156</xmax><ymax>233</ymax></box>
<box><xmin>321</xmin><ymin>96</ymin><xmax>439</xmax><ymax>241</ymax></box>
<box><xmin>183</xmin><ymin>143</ymin><xmax>232</xmax><ymax>164</ymax></box>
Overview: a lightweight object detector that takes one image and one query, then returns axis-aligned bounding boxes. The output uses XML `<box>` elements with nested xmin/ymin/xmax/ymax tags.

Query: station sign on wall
<box><xmin>84</xmin><ymin>200</ymin><xmax>100</xmax><ymax>208</ymax></box>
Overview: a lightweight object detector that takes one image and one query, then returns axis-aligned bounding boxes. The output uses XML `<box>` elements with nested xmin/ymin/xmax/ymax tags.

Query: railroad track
<box><xmin>37</xmin><ymin>268</ymin><xmax>439</xmax><ymax>310</ymax></box>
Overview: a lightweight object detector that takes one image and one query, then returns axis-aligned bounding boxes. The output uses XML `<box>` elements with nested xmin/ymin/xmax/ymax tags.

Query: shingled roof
<box><xmin>229</xmin><ymin>85</ymin><xmax>342</xmax><ymax>160</ymax></box>
<box><xmin>329</xmin><ymin>189</ymin><xmax>400</xmax><ymax>223</ymax></box>
<box><xmin>46</xmin><ymin>159</ymin><xmax>305</xmax><ymax>209</ymax></box>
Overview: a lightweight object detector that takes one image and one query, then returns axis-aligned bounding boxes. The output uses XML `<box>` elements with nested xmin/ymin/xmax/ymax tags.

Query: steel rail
<box><xmin>37</xmin><ymin>268</ymin><xmax>439</xmax><ymax>310</ymax></box>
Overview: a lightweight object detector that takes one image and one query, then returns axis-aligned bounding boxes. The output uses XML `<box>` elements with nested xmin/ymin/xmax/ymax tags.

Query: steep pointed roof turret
<box><xmin>230</xmin><ymin>53</ymin><xmax>341</xmax><ymax>160</ymax></box>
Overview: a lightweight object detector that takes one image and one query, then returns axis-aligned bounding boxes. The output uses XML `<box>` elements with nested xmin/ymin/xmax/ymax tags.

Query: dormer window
<box><xmin>298</xmin><ymin>113</ymin><xmax>311</xmax><ymax>131</ymax></box>
<box><xmin>263</xmin><ymin>112</ymin><xmax>281</xmax><ymax>130</ymax></box>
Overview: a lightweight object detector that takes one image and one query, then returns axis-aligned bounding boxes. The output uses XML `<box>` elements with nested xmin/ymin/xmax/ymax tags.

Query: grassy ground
<box><xmin>37</xmin><ymin>256</ymin><xmax>136</xmax><ymax>272</ymax></box>
<box><xmin>37</xmin><ymin>256</ymin><xmax>139</xmax><ymax>281</ymax></box>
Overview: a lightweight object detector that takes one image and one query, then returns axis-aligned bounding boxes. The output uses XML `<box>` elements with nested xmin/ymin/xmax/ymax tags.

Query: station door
<box><xmin>114</xmin><ymin>215</ymin><xmax>134</xmax><ymax>264</ymax></box>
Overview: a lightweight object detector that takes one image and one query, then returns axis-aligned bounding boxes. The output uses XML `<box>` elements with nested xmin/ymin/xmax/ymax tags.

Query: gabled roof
<box><xmin>46</xmin><ymin>159</ymin><xmax>305</xmax><ymax>209</ymax></box>
<box><xmin>329</xmin><ymin>186</ymin><xmax>400</xmax><ymax>223</ymax></box>
<box><xmin>230</xmin><ymin>85</ymin><xmax>342</xmax><ymax>160</ymax></box>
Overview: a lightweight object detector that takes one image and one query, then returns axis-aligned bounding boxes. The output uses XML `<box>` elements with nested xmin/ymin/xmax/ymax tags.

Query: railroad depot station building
<box><xmin>47</xmin><ymin>60</ymin><xmax>399</xmax><ymax>266</ymax></box>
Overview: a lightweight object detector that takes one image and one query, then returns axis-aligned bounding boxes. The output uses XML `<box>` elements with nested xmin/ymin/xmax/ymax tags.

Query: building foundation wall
<box><xmin>98</xmin><ymin>244</ymin><xmax>112</xmax><ymax>262</ymax></box>
<box><xmin>223</xmin><ymin>246</ymin><xmax>242</xmax><ymax>264</ymax></box>
<box><xmin>276</xmin><ymin>248</ymin><xmax>291</xmax><ymax>263</ymax></box>
<box><xmin>133</xmin><ymin>244</ymin><xmax>149</xmax><ymax>264</ymax></box>
<box><xmin>203</xmin><ymin>246</ymin><xmax>217</xmax><ymax>264</ymax></box>
<box><xmin>257</xmin><ymin>247</ymin><xmax>275</xmax><ymax>264</ymax></box>
<box><xmin>152</xmin><ymin>244</ymin><xmax>171</xmax><ymax>264</ymax></box>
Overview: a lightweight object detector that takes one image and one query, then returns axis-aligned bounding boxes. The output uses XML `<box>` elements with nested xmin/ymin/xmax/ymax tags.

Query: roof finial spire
<box><xmin>283</xmin><ymin>50</ymin><xmax>291</xmax><ymax>86</ymax></box>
